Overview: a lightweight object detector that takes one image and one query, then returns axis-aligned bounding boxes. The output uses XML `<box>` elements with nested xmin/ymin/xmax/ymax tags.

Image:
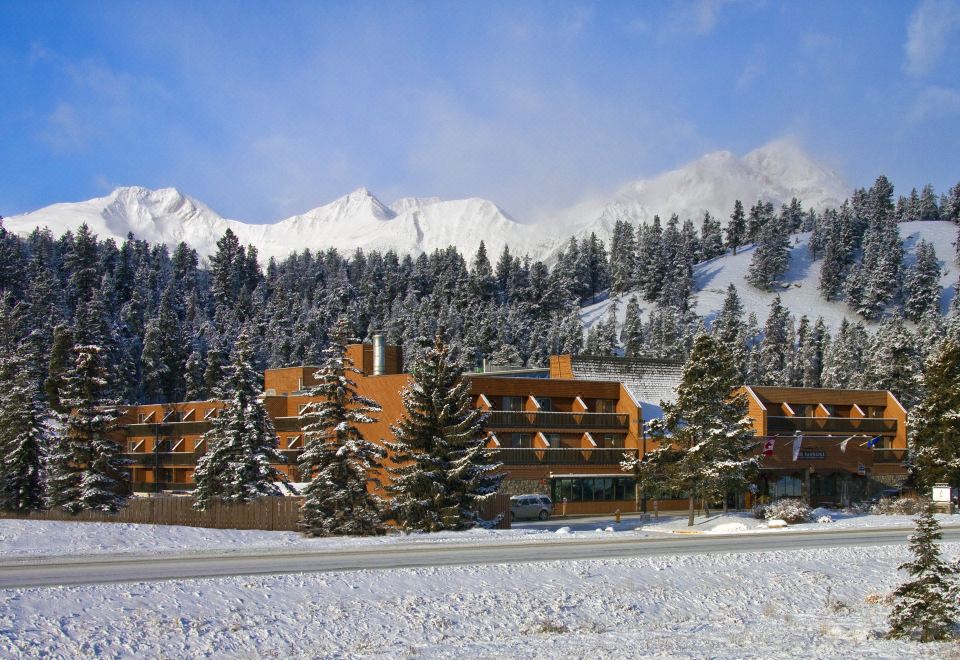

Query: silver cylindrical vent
<box><xmin>372</xmin><ymin>333</ymin><xmax>386</xmax><ymax>375</ymax></box>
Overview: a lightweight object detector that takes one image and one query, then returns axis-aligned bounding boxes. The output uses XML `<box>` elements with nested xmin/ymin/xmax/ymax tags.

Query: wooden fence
<box><xmin>0</xmin><ymin>493</ymin><xmax>513</xmax><ymax>531</ymax></box>
<box><xmin>0</xmin><ymin>496</ymin><xmax>303</xmax><ymax>531</ymax></box>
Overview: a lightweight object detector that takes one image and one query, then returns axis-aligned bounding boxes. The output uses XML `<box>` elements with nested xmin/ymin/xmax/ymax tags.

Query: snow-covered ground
<box><xmin>638</xmin><ymin>509</ymin><xmax>959</xmax><ymax>534</ymax></box>
<box><xmin>582</xmin><ymin>220</ymin><xmax>958</xmax><ymax>333</ymax></box>
<box><xmin>0</xmin><ymin>519</ymin><xmax>562</xmax><ymax>559</ymax></box>
<box><xmin>0</xmin><ymin>540</ymin><xmax>952</xmax><ymax>657</ymax></box>
<box><xmin>2</xmin><ymin>511</ymin><xmax>957</xmax><ymax>560</ymax></box>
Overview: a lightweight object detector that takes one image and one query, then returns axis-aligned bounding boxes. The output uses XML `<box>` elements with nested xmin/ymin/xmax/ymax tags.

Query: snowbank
<box><xmin>0</xmin><ymin>541</ymin><xmax>953</xmax><ymax>657</ymax></box>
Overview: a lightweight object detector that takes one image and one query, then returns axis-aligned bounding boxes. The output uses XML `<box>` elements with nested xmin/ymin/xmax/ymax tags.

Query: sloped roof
<box><xmin>566</xmin><ymin>356</ymin><xmax>683</xmax><ymax>421</ymax></box>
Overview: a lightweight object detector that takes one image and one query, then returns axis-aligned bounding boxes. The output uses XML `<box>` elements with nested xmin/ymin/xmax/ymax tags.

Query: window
<box><xmin>536</xmin><ymin>397</ymin><xmax>552</xmax><ymax>412</ymax></box>
<box><xmin>595</xmin><ymin>399</ymin><xmax>616</xmax><ymax>414</ymax></box>
<box><xmin>510</xmin><ymin>433</ymin><xmax>532</xmax><ymax>448</ymax></box>
<box><xmin>772</xmin><ymin>475</ymin><xmax>802</xmax><ymax>498</ymax></box>
<box><xmin>552</xmin><ymin>477</ymin><xmax>636</xmax><ymax>502</ymax></box>
<box><xmin>502</xmin><ymin>396</ymin><xmax>523</xmax><ymax>412</ymax></box>
<box><xmin>601</xmin><ymin>434</ymin><xmax>623</xmax><ymax>448</ymax></box>
<box><xmin>543</xmin><ymin>433</ymin><xmax>560</xmax><ymax>447</ymax></box>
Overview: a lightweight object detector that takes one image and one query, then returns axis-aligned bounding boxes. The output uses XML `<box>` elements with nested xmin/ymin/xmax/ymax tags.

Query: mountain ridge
<box><xmin>4</xmin><ymin>140</ymin><xmax>850</xmax><ymax>262</ymax></box>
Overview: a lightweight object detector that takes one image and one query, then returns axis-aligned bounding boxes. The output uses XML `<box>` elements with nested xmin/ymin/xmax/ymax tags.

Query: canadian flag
<box><xmin>762</xmin><ymin>438</ymin><xmax>775</xmax><ymax>457</ymax></box>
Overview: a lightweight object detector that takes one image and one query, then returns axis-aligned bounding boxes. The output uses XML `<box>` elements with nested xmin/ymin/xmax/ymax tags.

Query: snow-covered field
<box><xmin>639</xmin><ymin>509</ymin><xmax>958</xmax><ymax>534</ymax></box>
<box><xmin>0</xmin><ymin>519</ymin><xmax>561</xmax><ymax>559</ymax></box>
<box><xmin>0</xmin><ymin>540</ymin><xmax>953</xmax><ymax>658</ymax></box>
<box><xmin>1</xmin><ymin>511</ymin><xmax>957</xmax><ymax>560</ymax></box>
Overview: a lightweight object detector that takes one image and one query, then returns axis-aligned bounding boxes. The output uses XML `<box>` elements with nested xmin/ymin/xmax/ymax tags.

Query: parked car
<box><xmin>510</xmin><ymin>494</ymin><xmax>552</xmax><ymax>521</ymax></box>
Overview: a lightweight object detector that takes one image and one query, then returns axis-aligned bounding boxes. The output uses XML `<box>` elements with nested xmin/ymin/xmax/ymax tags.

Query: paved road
<box><xmin>2</xmin><ymin>526</ymin><xmax>958</xmax><ymax>590</ymax></box>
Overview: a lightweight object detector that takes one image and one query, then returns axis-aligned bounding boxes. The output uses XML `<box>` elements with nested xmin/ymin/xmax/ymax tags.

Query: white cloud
<box><xmin>663</xmin><ymin>0</ymin><xmax>739</xmax><ymax>37</ymax></box>
<box><xmin>736</xmin><ymin>57</ymin><xmax>765</xmax><ymax>90</ymax></box>
<box><xmin>39</xmin><ymin>103</ymin><xmax>90</xmax><ymax>151</ymax></box>
<box><xmin>909</xmin><ymin>85</ymin><xmax>960</xmax><ymax>122</ymax></box>
<box><xmin>905</xmin><ymin>0</ymin><xmax>960</xmax><ymax>76</ymax></box>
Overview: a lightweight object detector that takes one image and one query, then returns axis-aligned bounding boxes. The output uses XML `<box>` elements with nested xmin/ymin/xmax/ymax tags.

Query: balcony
<box><xmin>125</xmin><ymin>451</ymin><xmax>201</xmax><ymax>467</ymax></box>
<box><xmin>485</xmin><ymin>411</ymin><xmax>629</xmax><ymax>431</ymax></box>
<box><xmin>873</xmin><ymin>448</ymin><xmax>908</xmax><ymax>464</ymax></box>
<box><xmin>766</xmin><ymin>416</ymin><xmax>897</xmax><ymax>435</ymax></box>
<box><xmin>493</xmin><ymin>447</ymin><xmax>637</xmax><ymax>466</ymax></box>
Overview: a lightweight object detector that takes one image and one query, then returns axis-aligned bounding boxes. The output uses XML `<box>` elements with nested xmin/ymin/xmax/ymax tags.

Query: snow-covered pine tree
<box><xmin>746</xmin><ymin>199</ymin><xmax>774</xmax><ymax>243</ymax></box>
<box><xmin>647</xmin><ymin>334</ymin><xmax>758</xmax><ymax>526</ymax></box>
<box><xmin>908</xmin><ymin>336</ymin><xmax>960</xmax><ymax>492</ymax></box>
<box><xmin>725</xmin><ymin>200</ymin><xmax>747</xmax><ymax>254</ymax></box>
<box><xmin>638</xmin><ymin>216</ymin><xmax>665</xmax><ymax>301</ymax></box>
<box><xmin>44</xmin><ymin>324</ymin><xmax>74</xmax><ymax>413</ymax></box>
<box><xmin>193</xmin><ymin>331</ymin><xmax>285</xmax><ymax>509</ymax></box>
<box><xmin>711</xmin><ymin>284</ymin><xmax>750</xmax><ymax>381</ymax></box>
<box><xmin>905</xmin><ymin>240</ymin><xmax>943</xmax><ymax>322</ymax></box>
<box><xmin>821</xmin><ymin>319</ymin><xmax>868</xmax><ymax>389</ymax></box>
<box><xmin>53</xmin><ymin>344</ymin><xmax>127</xmax><ymax>513</ymax></box>
<box><xmin>297</xmin><ymin>319</ymin><xmax>386</xmax><ymax>537</ymax></box>
<box><xmin>864</xmin><ymin>315</ymin><xmax>922</xmax><ymax>407</ymax></box>
<box><xmin>387</xmin><ymin>335</ymin><xmax>504</xmax><ymax>532</ymax></box>
<box><xmin>887</xmin><ymin>504</ymin><xmax>958</xmax><ymax>642</ymax></box>
<box><xmin>621</xmin><ymin>296</ymin><xmax>644</xmax><ymax>357</ymax></box>
<box><xmin>0</xmin><ymin>339</ymin><xmax>48</xmax><ymax>512</ymax></box>
<box><xmin>699</xmin><ymin>211</ymin><xmax>724</xmax><ymax>261</ymax></box>
<box><xmin>756</xmin><ymin>296</ymin><xmax>793</xmax><ymax>385</ymax></box>
<box><xmin>799</xmin><ymin>317</ymin><xmax>828</xmax><ymax>388</ymax></box>
<box><xmin>609</xmin><ymin>219</ymin><xmax>637</xmax><ymax>294</ymax></box>
<box><xmin>558</xmin><ymin>307</ymin><xmax>584</xmax><ymax>355</ymax></box>
<box><xmin>746</xmin><ymin>216</ymin><xmax>791</xmax><ymax>290</ymax></box>
<box><xmin>917</xmin><ymin>184</ymin><xmax>941</xmax><ymax>222</ymax></box>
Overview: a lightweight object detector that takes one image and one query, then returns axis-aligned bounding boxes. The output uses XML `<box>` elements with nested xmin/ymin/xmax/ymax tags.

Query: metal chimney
<box><xmin>372</xmin><ymin>333</ymin><xmax>386</xmax><ymax>376</ymax></box>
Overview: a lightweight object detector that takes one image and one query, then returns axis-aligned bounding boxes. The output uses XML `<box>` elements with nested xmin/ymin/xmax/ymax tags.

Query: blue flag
<box><xmin>866</xmin><ymin>436</ymin><xmax>882</xmax><ymax>448</ymax></box>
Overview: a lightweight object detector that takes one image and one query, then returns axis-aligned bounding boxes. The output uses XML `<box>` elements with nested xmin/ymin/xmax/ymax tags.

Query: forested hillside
<box><xmin>1</xmin><ymin>175</ymin><xmax>959</xmax><ymax>413</ymax></box>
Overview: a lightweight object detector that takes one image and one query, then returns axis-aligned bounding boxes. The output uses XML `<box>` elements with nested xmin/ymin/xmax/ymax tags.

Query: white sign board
<box><xmin>933</xmin><ymin>485</ymin><xmax>952</xmax><ymax>502</ymax></box>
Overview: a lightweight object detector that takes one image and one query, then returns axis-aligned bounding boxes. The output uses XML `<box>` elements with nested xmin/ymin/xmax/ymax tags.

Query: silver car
<box><xmin>510</xmin><ymin>494</ymin><xmax>552</xmax><ymax>521</ymax></box>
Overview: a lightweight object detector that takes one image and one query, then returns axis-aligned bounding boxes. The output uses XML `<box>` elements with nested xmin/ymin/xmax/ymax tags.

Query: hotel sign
<box><xmin>798</xmin><ymin>449</ymin><xmax>825</xmax><ymax>460</ymax></box>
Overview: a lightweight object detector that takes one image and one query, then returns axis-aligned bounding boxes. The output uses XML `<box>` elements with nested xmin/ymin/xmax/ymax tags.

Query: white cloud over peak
<box><xmin>909</xmin><ymin>85</ymin><xmax>960</xmax><ymax>122</ymax></box>
<box><xmin>905</xmin><ymin>0</ymin><xmax>960</xmax><ymax>76</ymax></box>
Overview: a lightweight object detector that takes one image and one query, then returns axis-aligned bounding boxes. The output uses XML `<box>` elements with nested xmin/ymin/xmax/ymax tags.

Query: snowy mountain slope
<box><xmin>5</xmin><ymin>187</ymin><xmax>537</xmax><ymax>263</ymax></box>
<box><xmin>5</xmin><ymin>139</ymin><xmax>849</xmax><ymax>262</ymax></box>
<box><xmin>550</xmin><ymin>139</ymin><xmax>850</xmax><ymax>246</ymax></box>
<box><xmin>582</xmin><ymin>220</ymin><xmax>957</xmax><ymax>334</ymax></box>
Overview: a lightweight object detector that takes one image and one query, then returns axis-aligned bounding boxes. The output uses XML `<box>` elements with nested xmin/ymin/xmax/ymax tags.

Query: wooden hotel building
<box><xmin>117</xmin><ymin>339</ymin><xmax>909</xmax><ymax>514</ymax></box>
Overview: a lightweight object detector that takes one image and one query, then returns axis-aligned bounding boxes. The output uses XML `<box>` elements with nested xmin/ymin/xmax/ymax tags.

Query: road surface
<box><xmin>2</xmin><ymin>526</ymin><xmax>957</xmax><ymax>589</ymax></box>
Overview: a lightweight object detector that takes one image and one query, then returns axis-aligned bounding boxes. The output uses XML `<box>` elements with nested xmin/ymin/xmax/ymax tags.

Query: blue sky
<box><xmin>1</xmin><ymin>0</ymin><xmax>958</xmax><ymax>223</ymax></box>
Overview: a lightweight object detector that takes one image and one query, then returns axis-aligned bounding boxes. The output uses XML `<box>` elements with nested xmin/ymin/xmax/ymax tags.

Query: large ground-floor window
<box><xmin>551</xmin><ymin>477</ymin><xmax>635</xmax><ymax>502</ymax></box>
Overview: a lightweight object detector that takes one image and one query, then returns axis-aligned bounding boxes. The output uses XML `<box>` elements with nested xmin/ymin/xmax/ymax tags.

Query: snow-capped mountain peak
<box><xmin>4</xmin><ymin>139</ymin><xmax>851</xmax><ymax>262</ymax></box>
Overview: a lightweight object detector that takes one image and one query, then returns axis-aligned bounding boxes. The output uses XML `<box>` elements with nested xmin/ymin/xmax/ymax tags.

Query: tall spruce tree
<box><xmin>387</xmin><ymin>335</ymin><xmax>504</xmax><ymax>532</ymax></box>
<box><xmin>621</xmin><ymin>296</ymin><xmax>644</xmax><ymax>357</ymax></box>
<box><xmin>756</xmin><ymin>296</ymin><xmax>793</xmax><ymax>385</ymax></box>
<box><xmin>48</xmin><ymin>345</ymin><xmax>127</xmax><ymax>513</ymax></box>
<box><xmin>908</xmin><ymin>336</ymin><xmax>960</xmax><ymax>491</ymax></box>
<box><xmin>647</xmin><ymin>334</ymin><xmax>758</xmax><ymax>526</ymax></box>
<box><xmin>711</xmin><ymin>284</ymin><xmax>749</xmax><ymax>379</ymax></box>
<box><xmin>193</xmin><ymin>332</ymin><xmax>285</xmax><ymax>509</ymax></box>
<box><xmin>746</xmin><ymin>217</ymin><xmax>791</xmax><ymax>290</ymax></box>
<box><xmin>298</xmin><ymin>320</ymin><xmax>386</xmax><ymax>537</ymax></box>
<box><xmin>887</xmin><ymin>505</ymin><xmax>958</xmax><ymax>642</ymax></box>
<box><xmin>905</xmin><ymin>240</ymin><xmax>942</xmax><ymax>322</ymax></box>
<box><xmin>726</xmin><ymin>200</ymin><xmax>747</xmax><ymax>254</ymax></box>
<box><xmin>865</xmin><ymin>316</ymin><xmax>922</xmax><ymax>407</ymax></box>
<box><xmin>0</xmin><ymin>342</ymin><xmax>48</xmax><ymax>512</ymax></box>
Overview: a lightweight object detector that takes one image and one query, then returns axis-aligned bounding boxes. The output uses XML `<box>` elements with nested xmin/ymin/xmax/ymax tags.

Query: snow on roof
<box><xmin>567</xmin><ymin>356</ymin><xmax>682</xmax><ymax>420</ymax></box>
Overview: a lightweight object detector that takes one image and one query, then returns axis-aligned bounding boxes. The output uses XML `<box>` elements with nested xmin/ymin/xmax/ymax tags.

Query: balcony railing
<box><xmin>873</xmin><ymin>448</ymin><xmax>908</xmax><ymax>464</ymax></box>
<box><xmin>126</xmin><ymin>449</ymin><xmax>301</xmax><ymax>467</ymax></box>
<box><xmin>766</xmin><ymin>416</ymin><xmax>897</xmax><ymax>435</ymax></box>
<box><xmin>492</xmin><ymin>447</ymin><xmax>638</xmax><ymax>466</ymax></box>
<box><xmin>485</xmin><ymin>411</ymin><xmax>628</xmax><ymax>430</ymax></box>
<box><xmin>125</xmin><ymin>451</ymin><xmax>202</xmax><ymax>467</ymax></box>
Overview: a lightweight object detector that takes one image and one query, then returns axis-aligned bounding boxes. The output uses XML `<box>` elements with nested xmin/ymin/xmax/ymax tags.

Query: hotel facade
<box><xmin>116</xmin><ymin>339</ymin><xmax>909</xmax><ymax>514</ymax></box>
